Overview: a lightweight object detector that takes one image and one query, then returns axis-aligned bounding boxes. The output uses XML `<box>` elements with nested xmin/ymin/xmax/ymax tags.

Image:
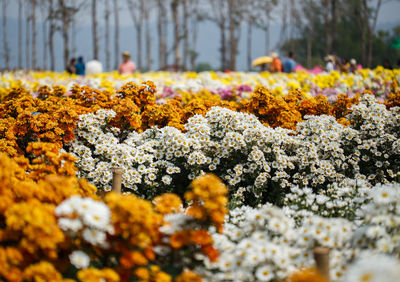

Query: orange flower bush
<box><xmin>77</xmin><ymin>268</ymin><xmax>120</xmax><ymax>282</ymax></box>
<box><xmin>185</xmin><ymin>173</ymin><xmax>228</xmax><ymax>233</ymax></box>
<box><xmin>22</xmin><ymin>261</ymin><xmax>66</xmax><ymax>282</ymax></box>
<box><xmin>0</xmin><ymin>152</ymin><xmax>229</xmax><ymax>281</ymax></box>
<box><xmin>240</xmin><ymin>86</ymin><xmax>303</xmax><ymax>130</ymax></box>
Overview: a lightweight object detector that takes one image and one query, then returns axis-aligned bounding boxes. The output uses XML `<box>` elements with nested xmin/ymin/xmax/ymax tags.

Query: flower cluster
<box><xmin>0</xmin><ymin>152</ymin><xmax>227</xmax><ymax>281</ymax></box>
<box><xmin>201</xmin><ymin>182</ymin><xmax>400</xmax><ymax>281</ymax></box>
<box><xmin>1</xmin><ymin>69</ymin><xmax>398</xmax><ymax>101</ymax></box>
<box><xmin>71</xmin><ymin>94</ymin><xmax>400</xmax><ymax>208</ymax></box>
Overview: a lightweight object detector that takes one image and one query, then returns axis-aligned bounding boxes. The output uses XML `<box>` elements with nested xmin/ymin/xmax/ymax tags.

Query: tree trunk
<box><xmin>26</xmin><ymin>1</ymin><xmax>30</xmax><ymax>69</ymax></box>
<box><xmin>171</xmin><ymin>0</ymin><xmax>181</xmax><ymax>71</ymax></box>
<box><xmin>331</xmin><ymin>0</ymin><xmax>337</xmax><ymax>54</ymax></box>
<box><xmin>157</xmin><ymin>0</ymin><xmax>165</xmax><ymax>70</ymax></box>
<box><xmin>265</xmin><ymin>9</ymin><xmax>270</xmax><ymax>55</ymax></box>
<box><xmin>2</xmin><ymin>0</ymin><xmax>10</xmax><ymax>69</ymax></box>
<box><xmin>136</xmin><ymin>24</ymin><xmax>142</xmax><ymax>71</ymax></box>
<box><xmin>247</xmin><ymin>22</ymin><xmax>252</xmax><ymax>71</ymax></box>
<box><xmin>144</xmin><ymin>5</ymin><xmax>152</xmax><ymax>71</ymax></box>
<box><xmin>324</xmin><ymin>0</ymin><xmax>331</xmax><ymax>55</ymax></box>
<box><xmin>113</xmin><ymin>0</ymin><xmax>119</xmax><ymax>70</ymax></box>
<box><xmin>307</xmin><ymin>34</ymin><xmax>312</xmax><ymax>69</ymax></box>
<box><xmin>18</xmin><ymin>0</ymin><xmax>23</xmax><ymax>69</ymax></box>
<box><xmin>190</xmin><ymin>11</ymin><xmax>199</xmax><ymax>71</ymax></box>
<box><xmin>136</xmin><ymin>0</ymin><xmax>144</xmax><ymax>71</ymax></box>
<box><xmin>228</xmin><ymin>0</ymin><xmax>237</xmax><ymax>71</ymax></box>
<box><xmin>182</xmin><ymin>0</ymin><xmax>189</xmax><ymax>71</ymax></box>
<box><xmin>59</xmin><ymin>0</ymin><xmax>70</xmax><ymax>69</ymax></box>
<box><xmin>41</xmin><ymin>7</ymin><xmax>47</xmax><ymax>70</ymax></box>
<box><xmin>105</xmin><ymin>0</ymin><xmax>111</xmax><ymax>71</ymax></box>
<box><xmin>367</xmin><ymin>0</ymin><xmax>382</xmax><ymax>67</ymax></box>
<box><xmin>71</xmin><ymin>18</ymin><xmax>77</xmax><ymax>57</ymax></box>
<box><xmin>32</xmin><ymin>0</ymin><xmax>37</xmax><ymax>69</ymax></box>
<box><xmin>157</xmin><ymin>0</ymin><xmax>167</xmax><ymax>69</ymax></box>
<box><xmin>220</xmin><ymin>22</ymin><xmax>226</xmax><ymax>71</ymax></box>
<box><xmin>92</xmin><ymin>0</ymin><xmax>99</xmax><ymax>60</ymax></box>
<box><xmin>49</xmin><ymin>0</ymin><xmax>55</xmax><ymax>71</ymax></box>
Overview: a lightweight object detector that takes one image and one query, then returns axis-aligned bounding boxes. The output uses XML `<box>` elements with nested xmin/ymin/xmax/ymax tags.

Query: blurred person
<box><xmin>325</xmin><ymin>55</ymin><xmax>335</xmax><ymax>72</ymax></box>
<box><xmin>383</xmin><ymin>59</ymin><xmax>393</xmax><ymax>70</ymax></box>
<box><xmin>66</xmin><ymin>58</ymin><xmax>77</xmax><ymax>74</ymax></box>
<box><xmin>75</xmin><ymin>56</ymin><xmax>85</xmax><ymax>75</ymax></box>
<box><xmin>340</xmin><ymin>58</ymin><xmax>350</xmax><ymax>73</ymax></box>
<box><xmin>283</xmin><ymin>51</ymin><xmax>296</xmax><ymax>73</ymax></box>
<box><xmin>350</xmin><ymin>58</ymin><xmax>357</xmax><ymax>73</ymax></box>
<box><xmin>270</xmin><ymin>52</ymin><xmax>282</xmax><ymax>73</ymax></box>
<box><xmin>118</xmin><ymin>51</ymin><xmax>136</xmax><ymax>75</ymax></box>
<box><xmin>86</xmin><ymin>60</ymin><xmax>103</xmax><ymax>75</ymax></box>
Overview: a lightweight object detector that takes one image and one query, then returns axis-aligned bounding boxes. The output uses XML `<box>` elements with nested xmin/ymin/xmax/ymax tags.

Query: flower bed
<box><xmin>1</xmin><ymin>71</ymin><xmax>400</xmax><ymax>281</ymax></box>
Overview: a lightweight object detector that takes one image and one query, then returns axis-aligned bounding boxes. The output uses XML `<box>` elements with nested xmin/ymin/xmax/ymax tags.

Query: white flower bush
<box><xmin>199</xmin><ymin>182</ymin><xmax>400</xmax><ymax>281</ymax></box>
<box><xmin>68</xmin><ymin>94</ymin><xmax>400</xmax><ymax>206</ymax></box>
<box><xmin>284</xmin><ymin>178</ymin><xmax>371</xmax><ymax>219</ymax></box>
<box><xmin>343</xmin><ymin>253</ymin><xmax>400</xmax><ymax>282</ymax></box>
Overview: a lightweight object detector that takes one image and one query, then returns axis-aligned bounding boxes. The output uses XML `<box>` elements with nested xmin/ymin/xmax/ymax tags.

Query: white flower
<box><xmin>255</xmin><ymin>265</ymin><xmax>274</xmax><ymax>281</ymax></box>
<box><xmin>82</xmin><ymin>201</ymin><xmax>111</xmax><ymax>230</ymax></box>
<box><xmin>58</xmin><ymin>218</ymin><xmax>83</xmax><ymax>232</ymax></box>
<box><xmin>55</xmin><ymin>195</ymin><xmax>83</xmax><ymax>216</ymax></box>
<box><xmin>344</xmin><ymin>253</ymin><xmax>400</xmax><ymax>282</ymax></box>
<box><xmin>161</xmin><ymin>175</ymin><xmax>172</xmax><ymax>185</ymax></box>
<box><xmin>82</xmin><ymin>228</ymin><xmax>107</xmax><ymax>245</ymax></box>
<box><xmin>69</xmin><ymin>250</ymin><xmax>90</xmax><ymax>269</ymax></box>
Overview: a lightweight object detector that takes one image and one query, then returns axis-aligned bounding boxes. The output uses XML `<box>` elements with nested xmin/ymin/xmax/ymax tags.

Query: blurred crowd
<box><xmin>254</xmin><ymin>51</ymin><xmax>400</xmax><ymax>74</ymax></box>
<box><xmin>66</xmin><ymin>51</ymin><xmax>136</xmax><ymax>75</ymax></box>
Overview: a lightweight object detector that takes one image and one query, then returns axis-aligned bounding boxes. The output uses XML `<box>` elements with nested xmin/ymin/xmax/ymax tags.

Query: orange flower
<box><xmin>77</xmin><ymin>268</ymin><xmax>120</xmax><ymax>282</ymax></box>
<box><xmin>170</xmin><ymin>230</ymin><xmax>191</xmax><ymax>249</ymax></box>
<box><xmin>152</xmin><ymin>271</ymin><xmax>172</xmax><ymax>282</ymax></box>
<box><xmin>134</xmin><ymin>267</ymin><xmax>150</xmax><ymax>281</ymax></box>
<box><xmin>185</xmin><ymin>174</ymin><xmax>228</xmax><ymax>233</ymax></box>
<box><xmin>175</xmin><ymin>270</ymin><xmax>202</xmax><ymax>282</ymax></box>
<box><xmin>22</xmin><ymin>261</ymin><xmax>64</xmax><ymax>282</ymax></box>
<box><xmin>288</xmin><ymin>268</ymin><xmax>327</xmax><ymax>282</ymax></box>
<box><xmin>153</xmin><ymin>193</ymin><xmax>182</xmax><ymax>214</ymax></box>
<box><xmin>201</xmin><ymin>245</ymin><xmax>219</xmax><ymax>262</ymax></box>
<box><xmin>120</xmin><ymin>251</ymin><xmax>148</xmax><ymax>268</ymax></box>
<box><xmin>191</xmin><ymin>230</ymin><xmax>213</xmax><ymax>246</ymax></box>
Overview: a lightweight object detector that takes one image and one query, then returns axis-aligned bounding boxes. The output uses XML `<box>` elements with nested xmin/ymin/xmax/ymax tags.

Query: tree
<box><xmin>39</xmin><ymin>0</ymin><xmax>49</xmax><ymax>70</ymax></box>
<box><xmin>105</xmin><ymin>0</ymin><xmax>111</xmax><ymax>71</ymax></box>
<box><xmin>92</xmin><ymin>0</ymin><xmax>99</xmax><ymax>60</ymax></box>
<box><xmin>18</xmin><ymin>0</ymin><xmax>23</xmax><ymax>69</ymax></box>
<box><xmin>2</xmin><ymin>0</ymin><xmax>10</xmax><ymax>69</ymax></box>
<box><xmin>57</xmin><ymin>0</ymin><xmax>80</xmax><ymax>68</ymax></box>
<box><xmin>32</xmin><ymin>0</ymin><xmax>37</xmax><ymax>69</ymax></box>
<box><xmin>227</xmin><ymin>0</ymin><xmax>246</xmax><ymax>70</ymax></box>
<box><xmin>157</xmin><ymin>0</ymin><xmax>168</xmax><ymax>69</ymax></box>
<box><xmin>48</xmin><ymin>0</ymin><xmax>57</xmax><ymax>71</ymax></box>
<box><xmin>126</xmin><ymin>0</ymin><xmax>144</xmax><ymax>71</ymax></box>
<box><xmin>248</xmin><ymin>0</ymin><xmax>278</xmax><ymax>70</ymax></box>
<box><xmin>350</xmin><ymin>0</ymin><xmax>384</xmax><ymax>66</ymax></box>
<box><xmin>25</xmin><ymin>0</ymin><xmax>31</xmax><ymax>69</ymax></box>
<box><xmin>171</xmin><ymin>0</ymin><xmax>182</xmax><ymax>71</ymax></box>
<box><xmin>113</xmin><ymin>0</ymin><xmax>120</xmax><ymax>70</ymax></box>
<box><xmin>143</xmin><ymin>0</ymin><xmax>154</xmax><ymax>71</ymax></box>
<box><xmin>208</xmin><ymin>0</ymin><xmax>228</xmax><ymax>70</ymax></box>
<box><xmin>188</xmin><ymin>0</ymin><xmax>201</xmax><ymax>71</ymax></box>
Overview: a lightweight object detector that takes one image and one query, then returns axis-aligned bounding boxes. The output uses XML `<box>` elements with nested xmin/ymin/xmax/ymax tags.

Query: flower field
<box><xmin>1</xmin><ymin>69</ymin><xmax>400</xmax><ymax>281</ymax></box>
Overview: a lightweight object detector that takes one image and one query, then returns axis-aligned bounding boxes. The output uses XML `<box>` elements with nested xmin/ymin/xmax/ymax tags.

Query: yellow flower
<box><xmin>22</xmin><ymin>261</ymin><xmax>64</xmax><ymax>282</ymax></box>
<box><xmin>77</xmin><ymin>268</ymin><xmax>120</xmax><ymax>282</ymax></box>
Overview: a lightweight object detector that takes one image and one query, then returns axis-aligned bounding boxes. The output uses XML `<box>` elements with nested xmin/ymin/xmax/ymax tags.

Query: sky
<box><xmin>1</xmin><ymin>0</ymin><xmax>400</xmax><ymax>71</ymax></box>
